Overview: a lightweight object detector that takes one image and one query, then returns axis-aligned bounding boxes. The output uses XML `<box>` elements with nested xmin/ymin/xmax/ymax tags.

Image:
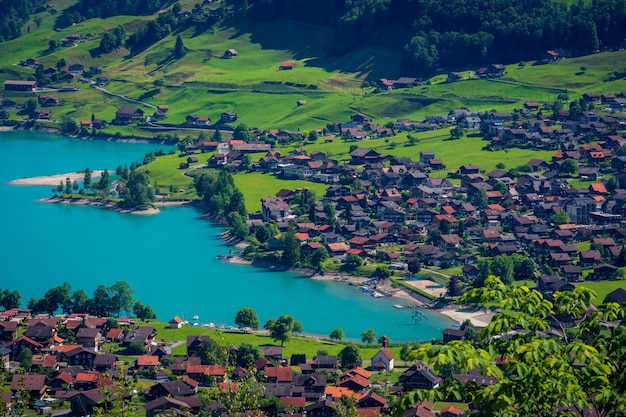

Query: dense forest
<box><xmin>0</xmin><ymin>0</ymin><xmax>47</xmax><ymax>41</ymax></box>
<box><xmin>248</xmin><ymin>0</ymin><xmax>626</xmax><ymax>75</ymax></box>
<box><xmin>4</xmin><ymin>0</ymin><xmax>626</xmax><ymax>76</ymax></box>
<box><xmin>55</xmin><ymin>0</ymin><xmax>173</xmax><ymax>28</ymax></box>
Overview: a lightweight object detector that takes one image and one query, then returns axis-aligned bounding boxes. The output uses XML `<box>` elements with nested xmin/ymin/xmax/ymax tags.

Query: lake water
<box><xmin>0</xmin><ymin>130</ymin><xmax>452</xmax><ymax>342</ymax></box>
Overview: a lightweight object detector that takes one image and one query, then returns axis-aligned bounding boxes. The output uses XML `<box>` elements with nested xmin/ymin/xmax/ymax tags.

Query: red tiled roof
<box><xmin>136</xmin><ymin>355</ymin><xmax>160</xmax><ymax>366</ymax></box>
<box><xmin>76</xmin><ymin>372</ymin><xmax>99</xmax><ymax>382</ymax></box>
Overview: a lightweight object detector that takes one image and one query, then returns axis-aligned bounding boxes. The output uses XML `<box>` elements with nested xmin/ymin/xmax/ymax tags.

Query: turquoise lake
<box><xmin>0</xmin><ymin>130</ymin><xmax>452</xmax><ymax>341</ymax></box>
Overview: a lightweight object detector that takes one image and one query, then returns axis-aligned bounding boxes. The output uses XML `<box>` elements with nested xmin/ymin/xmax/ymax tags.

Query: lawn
<box><xmin>152</xmin><ymin>321</ymin><xmax>402</xmax><ymax>361</ymax></box>
<box><xmin>233</xmin><ymin>172</ymin><xmax>330</xmax><ymax>214</ymax></box>
<box><xmin>575</xmin><ymin>280</ymin><xmax>626</xmax><ymax>306</ymax></box>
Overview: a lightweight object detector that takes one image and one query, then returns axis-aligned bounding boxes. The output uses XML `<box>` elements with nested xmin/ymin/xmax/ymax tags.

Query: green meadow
<box><xmin>233</xmin><ymin>172</ymin><xmax>330</xmax><ymax>214</ymax></box>
<box><xmin>2</xmin><ymin>1</ymin><xmax>626</xmax><ymax>134</ymax></box>
<box><xmin>152</xmin><ymin>321</ymin><xmax>401</xmax><ymax>360</ymax></box>
<box><xmin>575</xmin><ymin>280</ymin><xmax>626</xmax><ymax>306</ymax></box>
<box><xmin>3</xmin><ymin>2</ymin><xmax>625</xmax><ymax>207</ymax></box>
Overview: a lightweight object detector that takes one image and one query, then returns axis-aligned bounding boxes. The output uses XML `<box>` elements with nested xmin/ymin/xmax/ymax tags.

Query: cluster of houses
<box><xmin>168</xmin><ymin>95</ymin><xmax>626</xmax><ymax>309</ymax></box>
<box><xmin>0</xmin><ymin>308</ymin><xmax>478</xmax><ymax>417</ymax></box>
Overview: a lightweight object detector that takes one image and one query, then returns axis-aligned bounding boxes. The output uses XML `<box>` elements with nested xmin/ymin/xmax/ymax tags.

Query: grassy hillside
<box><xmin>2</xmin><ymin>0</ymin><xmax>625</xmax><ymax>134</ymax></box>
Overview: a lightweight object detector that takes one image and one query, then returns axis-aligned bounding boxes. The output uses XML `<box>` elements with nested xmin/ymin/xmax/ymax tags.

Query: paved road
<box><xmin>91</xmin><ymin>83</ymin><xmax>156</xmax><ymax>109</ymax></box>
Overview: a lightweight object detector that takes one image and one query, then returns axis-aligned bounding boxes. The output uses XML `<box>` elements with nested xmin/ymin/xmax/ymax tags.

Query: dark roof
<box><xmin>11</xmin><ymin>373</ymin><xmax>47</xmax><ymax>391</ymax></box>
<box><xmin>605</xmin><ymin>287</ymin><xmax>626</xmax><ymax>304</ymax></box>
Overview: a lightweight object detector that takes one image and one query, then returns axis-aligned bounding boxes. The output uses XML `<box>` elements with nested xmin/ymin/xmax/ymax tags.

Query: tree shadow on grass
<box><xmin>221</xmin><ymin>17</ymin><xmax>400</xmax><ymax>83</ymax></box>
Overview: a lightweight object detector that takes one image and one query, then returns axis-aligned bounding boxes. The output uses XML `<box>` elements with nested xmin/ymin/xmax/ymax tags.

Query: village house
<box><xmin>398</xmin><ymin>362</ymin><xmax>442</xmax><ymax>391</ymax></box>
<box><xmin>115</xmin><ymin>107</ymin><xmax>145</xmax><ymax>124</ymax></box>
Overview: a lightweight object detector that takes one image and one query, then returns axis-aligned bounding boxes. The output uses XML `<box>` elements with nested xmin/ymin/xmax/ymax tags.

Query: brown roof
<box><xmin>11</xmin><ymin>374</ymin><xmax>46</xmax><ymax>391</ymax></box>
<box><xmin>327</xmin><ymin>242</ymin><xmax>349</xmax><ymax>252</ymax></box>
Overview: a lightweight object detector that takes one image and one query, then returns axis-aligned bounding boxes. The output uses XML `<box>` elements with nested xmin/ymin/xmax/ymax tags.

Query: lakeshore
<box><xmin>223</xmin><ymin>248</ymin><xmax>494</xmax><ymax>328</ymax></box>
<box><xmin>9</xmin><ymin>166</ymin><xmax>494</xmax><ymax>330</ymax></box>
<box><xmin>10</xmin><ymin>170</ymin><xmax>104</xmax><ymax>186</ymax></box>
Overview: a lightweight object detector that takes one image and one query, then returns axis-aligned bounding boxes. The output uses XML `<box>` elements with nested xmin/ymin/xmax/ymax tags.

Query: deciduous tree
<box><xmin>337</xmin><ymin>344</ymin><xmax>362</xmax><ymax>370</ymax></box>
<box><xmin>235</xmin><ymin>307</ymin><xmax>259</xmax><ymax>330</ymax></box>
<box><xmin>361</xmin><ymin>328</ymin><xmax>376</xmax><ymax>345</ymax></box>
<box><xmin>329</xmin><ymin>327</ymin><xmax>344</xmax><ymax>342</ymax></box>
<box><xmin>395</xmin><ymin>276</ymin><xmax>626</xmax><ymax>417</ymax></box>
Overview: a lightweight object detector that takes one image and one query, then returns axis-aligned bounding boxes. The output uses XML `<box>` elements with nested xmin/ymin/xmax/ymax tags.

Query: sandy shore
<box><xmin>437</xmin><ymin>306</ymin><xmax>495</xmax><ymax>327</ymax></box>
<box><xmin>10</xmin><ymin>170</ymin><xmax>104</xmax><ymax>186</ymax></box>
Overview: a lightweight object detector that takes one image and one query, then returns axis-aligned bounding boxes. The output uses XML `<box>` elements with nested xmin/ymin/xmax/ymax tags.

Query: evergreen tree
<box><xmin>280</xmin><ymin>228</ymin><xmax>301</xmax><ymax>266</ymax></box>
<box><xmin>174</xmin><ymin>35</ymin><xmax>186</xmax><ymax>58</ymax></box>
<box><xmin>447</xmin><ymin>275</ymin><xmax>462</xmax><ymax>297</ymax></box>
<box><xmin>83</xmin><ymin>168</ymin><xmax>92</xmax><ymax>190</ymax></box>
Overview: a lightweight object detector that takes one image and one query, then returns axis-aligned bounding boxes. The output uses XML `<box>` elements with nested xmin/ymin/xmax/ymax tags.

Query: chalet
<box><xmin>488</xmin><ymin>64</ymin><xmax>506</xmax><ymax>77</ymax></box>
<box><xmin>261</xmin><ymin>197</ymin><xmax>292</xmax><ymax>222</ymax></box>
<box><xmin>169</xmin><ymin>316</ymin><xmax>184</xmax><ymax>329</ymax></box>
<box><xmin>136</xmin><ymin>355</ymin><xmax>160</xmax><ymax>372</ymax></box>
<box><xmin>398</xmin><ymin>362</ymin><xmax>442</xmax><ymax>390</ymax></box>
<box><xmin>350</xmin><ymin>147</ymin><xmax>384</xmax><ymax>165</ymax></box>
<box><xmin>123</xmin><ymin>326</ymin><xmax>156</xmax><ymax>347</ymax></box>
<box><xmin>561</xmin><ymin>265</ymin><xmax>582</xmax><ymax>281</ymax></box>
<box><xmin>4</xmin><ymin>80</ymin><xmax>37</xmax><ymax>91</ymax></box>
<box><xmin>447</xmin><ymin>72</ymin><xmax>463</xmax><ymax>82</ymax></box>
<box><xmin>11</xmin><ymin>374</ymin><xmax>46</xmax><ymax>400</ymax></box>
<box><xmin>0</xmin><ymin>321</ymin><xmax>18</xmax><ymax>341</ymax></box>
<box><xmin>543</xmin><ymin>50</ymin><xmax>559</xmax><ymax>62</ymax></box>
<box><xmin>68</xmin><ymin>63</ymin><xmax>84</xmax><ymax>74</ymax></box>
<box><xmin>186</xmin><ymin>335</ymin><xmax>212</xmax><ymax>357</ymax></box>
<box><xmin>591</xmin><ymin>263</ymin><xmax>619</xmax><ymax>280</ymax></box>
<box><xmin>327</xmin><ymin>242</ymin><xmax>349</xmax><ymax>256</ymax></box>
<box><xmin>30</xmin><ymin>354</ymin><xmax>56</xmax><ymax>374</ymax></box>
<box><xmin>62</xmin><ymin>347</ymin><xmax>98</xmax><ymax>368</ymax></box>
<box><xmin>115</xmin><ymin>107</ymin><xmax>144</xmax><ymax>124</ymax></box>
<box><xmin>402</xmin><ymin>400</ymin><xmax>436</xmax><ymax>417</ymax></box>
<box><xmin>219</xmin><ymin>112</ymin><xmax>238</xmax><ymax>123</ymax></box>
<box><xmin>437</xmin><ymin>234</ymin><xmax>463</xmax><ymax>251</ymax></box>
<box><xmin>604</xmin><ymin>288</ymin><xmax>626</xmax><ymax>305</ymax></box>
<box><xmin>232</xmin><ymin>142</ymin><xmax>272</xmax><ymax>153</ymax></box>
<box><xmin>260</xmin><ymin>345</ymin><xmax>283</xmax><ymax>362</ymax></box>
<box><xmin>223</xmin><ymin>49</ymin><xmax>238</xmax><ymax>58</ymax></box>
<box><xmin>30</xmin><ymin>109</ymin><xmax>51</xmax><ymax>120</ymax></box>
<box><xmin>68</xmin><ymin>388</ymin><xmax>123</xmax><ymax>417</ymax></box>
<box><xmin>336</xmin><ymin>374</ymin><xmax>370</xmax><ymax>392</ymax></box>
<box><xmin>293</xmin><ymin>374</ymin><xmax>327</xmax><ymax>401</ymax></box>
<box><xmin>279</xmin><ymin>61</ymin><xmax>293</xmax><ymax>70</ymax></box>
<box><xmin>5</xmin><ymin>336</ymin><xmax>44</xmax><ymax>360</ymax></box>
<box><xmin>74</xmin><ymin>371</ymin><xmax>104</xmax><ymax>391</ymax></box>
<box><xmin>75</xmin><ymin>328</ymin><xmax>103</xmax><ymax>351</ymax></box>
<box><xmin>93</xmin><ymin>353</ymin><xmax>118</xmax><ymax>372</ymax></box>
<box><xmin>145</xmin><ymin>396</ymin><xmax>200</xmax><ymax>417</ymax></box>
<box><xmin>185</xmin><ymin>114</ymin><xmax>210</xmax><ymax>126</ymax></box>
<box><xmin>358</xmin><ymin>392</ymin><xmax>387</xmax><ymax>410</ymax></box>
<box><xmin>186</xmin><ymin>364</ymin><xmax>226</xmax><ymax>386</ymax></box>
<box><xmin>2</xmin><ymin>99</ymin><xmax>18</xmax><ymax>110</ymax></box>
<box><xmin>265</xmin><ymin>366</ymin><xmax>292</xmax><ymax>383</ymax></box>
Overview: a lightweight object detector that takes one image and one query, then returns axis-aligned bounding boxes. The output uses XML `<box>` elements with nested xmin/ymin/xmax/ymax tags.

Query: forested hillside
<box><xmin>0</xmin><ymin>0</ymin><xmax>47</xmax><ymax>41</ymax></box>
<box><xmin>249</xmin><ymin>0</ymin><xmax>626</xmax><ymax>75</ymax></box>
<box><xmin>55</xmin><ymin>0</ymin><xmax>174</xmax><ymax>28</ymax></box>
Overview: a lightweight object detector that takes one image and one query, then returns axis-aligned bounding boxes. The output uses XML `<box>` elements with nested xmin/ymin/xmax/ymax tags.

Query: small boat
<box><xmin>372</xmin><ymin>291</ymin><xmax>384</xmax><ymax>298</ymax></box>
<box><xmin>393</xmin><ymin>304</ymin><xmax>405</xmax><ymax>309</ymax></box>
<box><xmin>360</xmin><ymin>286</ymin><xmax>371</xmax><ymax>292</ymax></box>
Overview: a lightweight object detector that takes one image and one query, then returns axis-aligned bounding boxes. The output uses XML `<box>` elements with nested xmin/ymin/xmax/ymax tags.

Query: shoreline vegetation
<box><xmin>224</xmin><ymin>241</ymin><xmax>495</xmax><ymax>328</ymax></box>
<box><xmin>9</xmin><ymin>170</ymin><xmax>494</xmax><ymax>329</ymax></box>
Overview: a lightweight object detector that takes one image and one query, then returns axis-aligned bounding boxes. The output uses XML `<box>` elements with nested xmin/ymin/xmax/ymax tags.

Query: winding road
<box><xmin>91</xmin><ymin>82</ymin><xmax>156</xmax><ymax>109</ymax></box>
